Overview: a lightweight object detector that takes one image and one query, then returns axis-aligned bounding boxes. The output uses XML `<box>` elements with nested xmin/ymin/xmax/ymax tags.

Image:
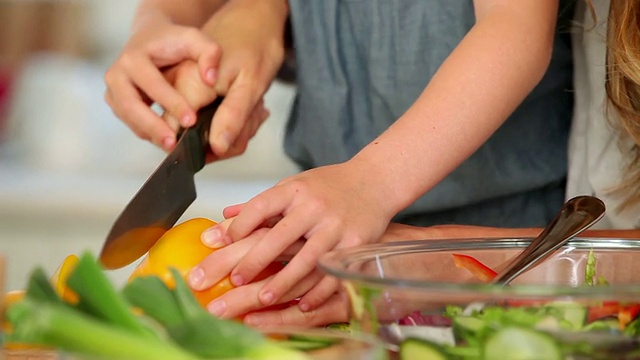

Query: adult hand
<box><xmin>164</xmin><ymin>60</ymin><xmax>270</xmax><ymax>162</ymax></box>
<box><xmin>243</xmin><ymin>292</ymin><xmax>350</xmax><ymax>328</ymax></box>
<box><xmin>104</xmin><ymin>17</ymin><xmax>220</xmax><ymax>151</ymax></box>
<box><xmin>380</xmin><ymin>223</ymin><xmax>541</xmax><ymax>242</ymax></box>
<box><xmin>195</xmin><ymin>0</ymin><xmax>288</xmax><ymax>157</ymax></box>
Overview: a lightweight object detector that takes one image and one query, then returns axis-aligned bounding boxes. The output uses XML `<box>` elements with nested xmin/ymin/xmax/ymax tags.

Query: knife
<box><xmin>99</xmin><ymin>97</ymin><xmax>223</xmax><ymax>270</ymax></box>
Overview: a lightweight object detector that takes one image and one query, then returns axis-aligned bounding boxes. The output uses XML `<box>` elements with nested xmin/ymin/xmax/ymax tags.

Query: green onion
<box><xmin>7</xmin><ymin>297</ymin><xmax>198</xmax><ymax>360</ymax></box>
<box><xmin>8</xmin><ymin>252</ymin><xmax>310</xmax><ymax>359</ymax></box>
<box><xmin>124</xmin><ymin>268</ymin><xmax>309</xmax><ymax>359</ymax></box>
<box><xmin>66</xmin><ymin>252</ymin><xmax>158</xmax><ymax>339</ymax></box>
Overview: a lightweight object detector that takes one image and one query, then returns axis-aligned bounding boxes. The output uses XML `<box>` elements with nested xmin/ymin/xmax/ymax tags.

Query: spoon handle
<box><xmin>491</xmin><ymin>196</ymin><xmax>606</xmax><ymax>285</ymax></box>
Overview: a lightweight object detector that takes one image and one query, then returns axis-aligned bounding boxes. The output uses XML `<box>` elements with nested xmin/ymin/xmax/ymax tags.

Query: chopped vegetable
<box><xmin>6</xmin><ymin>252</ymin><xmax>309</xmax><ymax>359</ymax></box>
<box><xmin>67</xmin><ymin>253</ymin><xmax>158</xmax><ymax>339</ymax></box>
<box><xmin>50</xmin><ymin>254</ymin><xmax>79</xmax><ymax>304</ymax></box>
<box><xmin>483</xmin><ymin>327</ymin><xmax>562</xmax><ymax>360</ymax></box>
<box><xmin>390</xmin><ymin>250</ymin><xmax>640</xmax><ymax>359</ymax></box>
<box><xmin>452</xmin><ymin>253</ymin><xmax>497</xmax><ymax>283</ymax></box>
<box><xmin>399</xmin><ymin>338</ymin><xmax>448</xmax><ymax>360</ymax></box>
<box><xmin>8</xmin><ymin>298</ymin><xmax>196</xmax><ymax>360</ymax></box>
<box><xmin>6</xmin><ymin>255</ymin><xmax>192</xmax><ymax>359</ymax></box>
<box><xmin>585</xmin><ymin>249</ymin><xmax>597</xmax><ymax>286</ymax></box>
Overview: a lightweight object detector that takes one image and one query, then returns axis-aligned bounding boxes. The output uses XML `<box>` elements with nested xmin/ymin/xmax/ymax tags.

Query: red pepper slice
<box><xmin>587</xmin><ymin>302</ymin><xmax>621</xmax><ymax>323</ymax></box>
<box><xmin>587</xmin><ymin>302</ymin><xmax>640</xmax><ymax>330</ymax></box>
<box><xmin>452</xmin><ymin>253</ymin><xmax>498</xmax><ymax>283</ymax></box>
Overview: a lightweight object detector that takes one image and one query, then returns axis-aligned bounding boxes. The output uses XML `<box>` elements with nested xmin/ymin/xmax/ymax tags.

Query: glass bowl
<box><xmin>319</xmin><ymin>237</ymin><xmax>640</xmax><ymax>359</ymax></box>
<box><xmin>1</xmin><ymin>327</ymin><xmax>387</xmax><ymax>360</ymax></box>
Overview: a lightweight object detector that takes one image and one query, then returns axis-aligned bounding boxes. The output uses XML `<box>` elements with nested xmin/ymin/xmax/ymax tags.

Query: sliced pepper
<box><xmin>587</xmin><ymin>302</ymin><xmax>640</xmax><ymax>330</ymax></box>
<box><xmin>618</xmin><ymin>304</ymin><xmax>640</xmax><ymax>329</ymax></box>
<box><xmin>452</xmin><ymin>253</ymin><xmax>498</xmax><ymax>283</ymax></box>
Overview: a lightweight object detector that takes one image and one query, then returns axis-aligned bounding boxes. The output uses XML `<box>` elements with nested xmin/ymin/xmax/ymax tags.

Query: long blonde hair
<box><xmin>605</xmin><ymin>0</ymin><xmax>640</xmax><ymax>211</ymax></box>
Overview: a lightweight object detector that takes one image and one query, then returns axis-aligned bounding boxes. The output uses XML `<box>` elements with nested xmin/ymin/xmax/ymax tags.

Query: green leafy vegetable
<box><xmin>124</xmin><ymin>268</ymin><xmax>307</xmax><ymax>359</ymax></box>
<box><xmin>123</xmin><ymin>275</ymin><xmax>186</xmax><ymax>327</ymax></box>
<box><xmin>6</xmin><ymin>253</ymin><xmax>197</xmax><ymax>360</ymax></box>
<box><xmin>585</xmin><ymin>249</ymin><xmax>596</xmax><ymax>286</ymax></box>
<box><xmin>66</xmin><ymin>252</ymin><xmax>159</xmax><ymax>339</ymax></box>
<box><xmin>8</xmin><ymin>298</ymin><xmax>197</xmax><ymax>360</ymax></box>
<box><xmin>25</xmin><ymin>267</ymin><xmax>64</xmax><ymax>305</ymax></box>
<box><xmin>6</xmin><ymin>252</ymin><xmax>309</xmax><ymax>360</ymax></box>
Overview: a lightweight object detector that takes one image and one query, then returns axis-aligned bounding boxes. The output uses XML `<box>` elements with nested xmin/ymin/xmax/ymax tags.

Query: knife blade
<box><xmin>99</xmin><ymin>98</ymin><xmax>223</xmax><ymax>270</ymax></box>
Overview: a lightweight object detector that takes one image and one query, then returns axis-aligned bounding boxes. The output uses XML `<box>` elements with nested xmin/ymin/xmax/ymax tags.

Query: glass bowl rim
<box><xmin>318</xmin><ymin>237</ymin><xmax>640</xmax><ymax>298</ymax></box>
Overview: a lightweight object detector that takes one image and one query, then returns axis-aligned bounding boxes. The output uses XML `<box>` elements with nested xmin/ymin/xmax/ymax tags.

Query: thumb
<box><xmin>223</xmin><ymin>204</ymin><xmax>245</xmax><ymax>219</ymax></box>
<box><xmin>209</xmin><ymin>77</ymin><xmax>261</xmax><ymax>157</ymax></box>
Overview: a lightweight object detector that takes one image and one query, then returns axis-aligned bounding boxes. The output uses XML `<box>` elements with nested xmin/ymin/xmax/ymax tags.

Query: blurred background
<box><xmin>0</xmin><ymin>0</ymin><xmax>299</xmax><ymax>291</ymax></box>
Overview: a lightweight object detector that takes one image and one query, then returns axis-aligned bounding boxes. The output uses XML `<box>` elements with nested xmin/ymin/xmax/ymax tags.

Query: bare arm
<box><xmin>350</xmin><ymin>0</ymin><xmax>560</xmax><ymax>216</ymax></box>
<box><xmin>382</xmin><ymin>223</ymin><xmax>640</xmax><ymax>242</ymax></box>
<box><xmin>133</xmin><ymin>0</ymin><xmax>228</xmax><ymax>30</ymax></box>
<box><xmin>197</xmin><ymin>0</ymin><xmax>289</xmax><ymax>154</ymax></box>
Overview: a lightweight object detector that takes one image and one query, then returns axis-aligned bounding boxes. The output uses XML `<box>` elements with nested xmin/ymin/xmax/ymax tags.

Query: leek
<box><xmin>66</xmin><ymin>252</ymin><xmax>158</xmax><ymax>339</ymax></box>
<box><xmin>124</xmin><ymin>268</ymin><xmax>309</xmax><ymax>359</ymax></box>
<box><xmin>8</xmin><ymin>252</ymin><xmax>310</xmax><ymax>359</ymax></box>
<box><xmin>7</xmin><ymin>298</ymin><xmax>198</xmax><ymax>360</ymax></box>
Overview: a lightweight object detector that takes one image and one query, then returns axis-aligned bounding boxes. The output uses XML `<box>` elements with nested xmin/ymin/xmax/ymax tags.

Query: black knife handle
<box><xmin>178</xmin><ymin>97</ymin><xmax>224</xmax><ymax>172</ymax></box>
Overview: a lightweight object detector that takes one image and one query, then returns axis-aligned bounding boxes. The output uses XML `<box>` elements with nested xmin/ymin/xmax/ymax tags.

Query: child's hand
<box><xmin>243</xmin><ymin>292</ymin><xmax>350</xmax><ymax>328</ymax></box>
<box><xmin>192</xmin><ymin>161</ymin><xmax>397</xmax><ymax>317</ymax></box>
<box><xmin>188</xmin><ymin>216</ymin><xmax>349</xmax><ymax>327</ymax></box>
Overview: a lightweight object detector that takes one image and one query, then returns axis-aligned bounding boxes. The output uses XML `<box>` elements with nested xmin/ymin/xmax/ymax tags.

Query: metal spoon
<box><xmin>460</xmin><ymin>195</ymin><xmax>606</xmax><ymax>315</ymax></box>
<box><xmin>490</xmin><ymin>195</ymin><xmax>606</xmax><ymax>285</ymax></box>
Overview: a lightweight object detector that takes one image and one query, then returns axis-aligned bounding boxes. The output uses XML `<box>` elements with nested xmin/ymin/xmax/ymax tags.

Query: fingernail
<box><xmin>208</xmin><ymin>300</ymin><xmax>226</xmax><ymax>317</ymax></box>
<box><xmin>231</xmin><ymin>273</ymin><xmax>244</xmax><ymax>286</ymax></box>
<box><xmin>181</xmin><ymin>113</ymin><xmax>194</xmax><ymax>127</ymax></box>
<box><xmin>161</xmin><ymin>136</ymin><xmax>175</xmax><ymax>151</ymax></box>
<box><xmin>260</xmin><ymin>290</ymin><xmax>275</xmax><ymax>306</ymax></box>
<box><xmin>216</xmin><ymin>131</ymin><xmax>231</xmax><ymax>153</ymax></box>
<box><xmin>205</xmin><ymin>68</ymin><xmax>217</xmax><ymax>84</ymax></box>
<box><xmin>188</xmin><ymin>267</ymin><xmax>204</xmax><ymax>289</ymax></box>
<box><xmin>201</xmin><ymin>227</ymin><xmax>225</xmax><ymax>248</ymax></box>
<box><xmin>299</xmin><ymin>302</ymin><xmax>310</xmax><ymax>312</ymax></box>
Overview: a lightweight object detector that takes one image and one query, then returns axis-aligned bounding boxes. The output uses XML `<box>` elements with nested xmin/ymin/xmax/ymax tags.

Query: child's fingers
<box><xmin>298</xmin><ymin>276</ymin><xmax>341</xmax><ymax>312</ymax></box>
<box><xmin>243</xmin><ymin>292</ymin><xmax>350</xmax><ymax>328</ymax></box>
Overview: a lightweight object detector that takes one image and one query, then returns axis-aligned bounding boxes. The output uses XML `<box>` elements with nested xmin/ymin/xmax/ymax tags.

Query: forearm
<box><xmin>351</xmin><ymin>2</ymin><xmax>558</xmax><ymax>215</ymax></box>
<box><xmin>201</xmin><ymin>0</ymin><xmax>289</xmax><ymax>44</ymax></box>
<box><xmin>133</xmin><ymin>0</ymin><xmax>228</xmax><ymax>31</ymax></box>
<box><xmin>199</xmin><ymin>0</ymin><xmax>289</xmax><ymax>89</ymax></box>
<box><xmin>381</xmin><ymin>223</ymin><xmax>640</xmax><ymax>243</ymax></box>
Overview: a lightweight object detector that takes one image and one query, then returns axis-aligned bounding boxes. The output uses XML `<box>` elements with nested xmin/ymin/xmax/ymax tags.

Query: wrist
<box><xmin>202</xmin><ymin>0</ymin><xmax>288</xmax><ymax>63</ymax></box>
<box><xmin>132</xmin><ymin>7</ymin><xmax>171</xmax><ymax>34</ymax></box>
<box><xmin>133</xmin><ymin>0</ymin><xmax>229</xmax><ymax>32</ymax></box>
<box><xmin>346</xmin><ymin>153</ymin><xmax>416</xmax><ymax>221</ymax></box>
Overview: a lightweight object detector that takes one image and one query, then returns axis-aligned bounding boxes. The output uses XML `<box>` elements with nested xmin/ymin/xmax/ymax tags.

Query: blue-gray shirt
<box><xmin>284</xmin><ymin>1</ymin><xmax>574</xmax><ymax>227</ymax></box>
